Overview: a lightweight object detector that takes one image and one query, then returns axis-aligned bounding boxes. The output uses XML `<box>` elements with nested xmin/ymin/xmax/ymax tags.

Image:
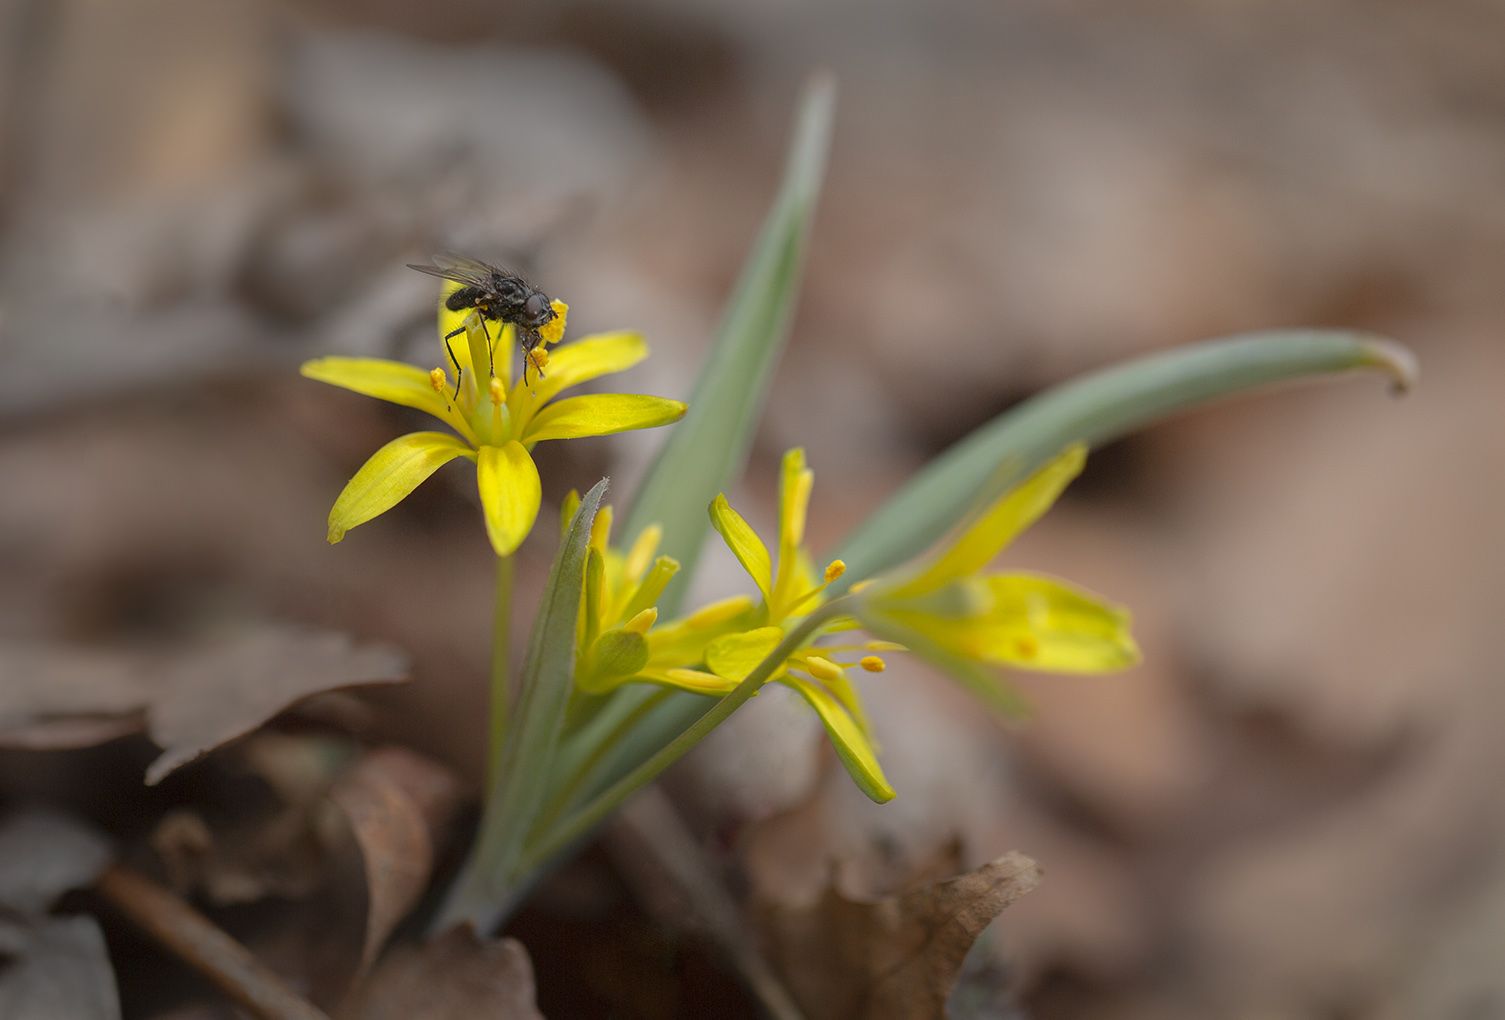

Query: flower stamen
<box><xmin>859</xmin><ymin>655</ymin><xmax>886</xmax><ymax>673</ymax></box>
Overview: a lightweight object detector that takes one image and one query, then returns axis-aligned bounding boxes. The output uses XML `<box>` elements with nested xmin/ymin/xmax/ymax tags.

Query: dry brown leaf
<box><xmin>0</xmin><ymin>629</ymin><xmax>407</xmax><ymax>782</ymax></box>
<box><xmin>0</xmin><ymin>916</ymin><xmax>121</xmax><ymax>1020</ymax></box>
<box><xmin>328</xmin><ymin>746</ymin><xmax>463</xmax><ymax>972</ymax></box>
<box><xmin>337</xmin><ymin>927</ymin><xmax>543</xmax><ymax>1020</ymax></box>
<box><xmin>145</xmin><ymin>629</ymin><xmax>407</xmax><ymax>784</ymax></box>
<box><xmin>757</xmin><ymin>851</ymin><xmax>1042</xmax><ymax>1020</ymax></box>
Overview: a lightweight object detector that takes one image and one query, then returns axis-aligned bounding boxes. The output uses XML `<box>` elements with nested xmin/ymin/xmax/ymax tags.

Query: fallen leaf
<box><xmin>146</xmin><ymin>629</ymin><xmax>407</xmax><ymax>784</ymax></box>
<box><xmin>337</xmin><ymin>927</ymin><xmax>543</xmax><ymax>1020</ymax></box>
<box><xmin>756</xmin><ymin>851</ymin><xmax>1042</xmax><ymax>1020</ymax></box>
<box><xmin>0</xmin><ymin>644</ymin><xmax>152</xmax><ymax>749</ymax></box>
<box><xmin>0</xmin><ymin>916</ymin><xmax>121</xmax><ymax>1020</ymax></box>
<box><xmin>328</xmin><ymin>746</ymin><xmax>463</xmax><ymax>972</ymax></box>
<box><xmin>0</xmin><ymin>808</ymin><xmax>114</xmax><ymax>914</ymax></box>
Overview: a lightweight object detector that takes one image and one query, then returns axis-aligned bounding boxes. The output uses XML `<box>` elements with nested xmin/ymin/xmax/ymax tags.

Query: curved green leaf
<box><xmin>836</xmin><ymin>330</ymin><xmax>1415</xmax><ymax>584</ymax></box>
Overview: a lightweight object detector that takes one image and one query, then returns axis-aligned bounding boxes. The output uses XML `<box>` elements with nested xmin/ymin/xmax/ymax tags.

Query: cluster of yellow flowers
<box><xmin>303</xmin><ymin>285</ymin><xmax>1138</xmax><ymax>804</ymax></box>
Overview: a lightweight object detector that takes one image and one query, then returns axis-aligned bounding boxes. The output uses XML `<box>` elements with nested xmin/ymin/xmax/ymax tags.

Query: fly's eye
<box><xmin>525</xmin><ymin>293</ymin><xmax>552</xmax><ymax>321</ymax></box>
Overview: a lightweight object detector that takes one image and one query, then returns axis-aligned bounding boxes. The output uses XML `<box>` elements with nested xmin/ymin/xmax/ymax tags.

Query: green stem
<box><xmin>517</xmin><ymin>599</ymin><xmax>848</xmax><ymax>875</ymax></box>
<box><xmin>487</xmin><ymin>553</ymin><xmax>514</xmax><ymax>792</ymax></box>
<box><xmin>534</xmin><ymin>688</ymin><xmax>672</xmax><ymax>836</ymax></box>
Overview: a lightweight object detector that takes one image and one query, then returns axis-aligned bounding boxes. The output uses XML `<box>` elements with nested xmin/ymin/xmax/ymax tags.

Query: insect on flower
<box><xmin>407</xmin><ymin>252</ymin><xmax>559</xmax><ymax>390</ymax></box>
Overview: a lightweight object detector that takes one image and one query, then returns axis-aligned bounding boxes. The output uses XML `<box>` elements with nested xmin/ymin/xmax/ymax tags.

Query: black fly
<box><xmin>406</xmin><ymin>253</ymin><xmax>558</xmax><ymax>395</ymax></box>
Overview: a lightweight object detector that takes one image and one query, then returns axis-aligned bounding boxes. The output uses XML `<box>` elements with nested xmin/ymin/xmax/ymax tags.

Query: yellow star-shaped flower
<box><xmin>301</xmin><ymin>282</ymin><xmax>686</xmax><ymax>556</ymax></box>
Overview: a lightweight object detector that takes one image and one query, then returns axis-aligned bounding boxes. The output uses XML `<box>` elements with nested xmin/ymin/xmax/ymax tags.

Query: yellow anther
<box><xmin>488</xmin><ymin>377</ymin><xmax>505</xmax><ymax>406</ymax></box>
<box><xmin>529</xmin><ymin>347</ymin><xmax>550</xmax><ymax>371</ymax></box>
<box><xmin>823</xmin><ymin>559</ymin><xmax>846</xmax><ymax>583</ymax></box>
<box><xmin>859</xmin><ymin>655</ymin><xmax>887</xmax><ymax>673</ymax></box>
<box><xmin>805</xmin><ymin>656</ymin><xmax>844</xmax><ymax>682</ymax></box>
<box><xmin>539</xmin><ymin>299</ymin><xmax>569</xmax><ymax>345</ymax></box>
<box><xmin>625</xmin><ymin>607</ymin><xmax>658</xmax><ymax>634</ymax></box>
<box><xmin>429</xmin><ymin>367</ymin><xmax>448</xmax><ymax>392</ymax></box>
<box><xmin>850</xmin><ymin>579</ymin><xmax>875</xmax><ymax>594</ymax></box>
<box><xmin>865</xmin><ymin>640</ymin><xmax>906</xmax><ymax>652</ymax></box>
<box><xmin>1014</xmin><ymin>635</ymin><xmax>1039</xmax><ymax>660</ymax></box>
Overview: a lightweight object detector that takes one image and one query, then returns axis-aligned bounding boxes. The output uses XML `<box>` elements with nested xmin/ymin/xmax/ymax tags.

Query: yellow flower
<box><xmin>637</xmin><ymin>449</ymin><xmax>900</xmax><ymax>803</ymax></box>
<box><xmin>565</xmin><ymin>493</ymin><xmax>756</xmax><ymax>696</ymax></box>
<box><xmin>862</xmin><ymin>444</ymin><xmax>1140</xmax><ymax>716</ymax></box>
<box><xmin>302</xmin><ymin>282</ymin><xmax>686</xmax><ymax>556</ymax></box>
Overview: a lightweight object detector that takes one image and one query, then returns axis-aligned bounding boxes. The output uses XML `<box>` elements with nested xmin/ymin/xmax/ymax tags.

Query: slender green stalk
<box><xmin>487</xmin><ymin>553</ymin><xmax>514</xmax><ymax>792</ymax></box>
<box><xmin>534</xmin><ymin>688</ymin><xmax>672</xmax><ymax>836</ymax></box>
<box><xmin>518</xmin><ymin>599</ymin><xmax>849</xmax><ymax>875</ymax></box>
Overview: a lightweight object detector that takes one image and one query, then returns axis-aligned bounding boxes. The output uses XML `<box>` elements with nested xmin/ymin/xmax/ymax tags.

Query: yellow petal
<box><xmin>645</xmin><ymin>596</ymin><xmax>758</xmax><ymax>667</ymax></box>
<box><xmin>631</xmin><ymin>667</ymin><xmax>740</xmax><ymax>696</ymax></box>
<box><xmin>857</xmin><ymin>612</ymin><xmax>1033</xmax><ymax>720</ymax></box>
<box><xmin>971</xmin><ymin>573</ymin><xmax>1140</xmax><ymax>672</ymax></box>
<box><xmin>476</xmin><ymin>441</ymin><xmax>542</xmax><ymax>556</ymax></box>
<box><xmin>521</xmin><ymin>394</ymin><xmax>687</xmax><ymax>444</ymax></box>
<box><xmin>783</xmin><ymin>674</ymin><xmax>895</xmax><ymax>803</ymax></box>
<box><xmin>772</xmin><ymin>448</ymin><xmax>814</xmax><ymax>614</ymax></box>
<box><xmin>897</xmin><ymin>444</ymin><xmax>1087</xmax><ymax>597</ymax></box>
<box><xmin>510</xmin><ymin>332</ymin><xmax>645</xmax><ymax>434</ymax></box>
<box><xmin>705</xmin><ymin>626</ymin><xmax>784</xmax><ymax>682</ymax></box>
<box><xmin>327</xmin><ymin>431</ymin><xmax>473</xmax><ymax>543</ymax></box>
<box><xmin>709</xmin><ymin>495</ymin><xmax>773</xmax><ymax>602</ymax></box>
<box><xmin>300</xmin><ymin>357</ymin><xmax>474</xmax><ymax>442</ymax></box>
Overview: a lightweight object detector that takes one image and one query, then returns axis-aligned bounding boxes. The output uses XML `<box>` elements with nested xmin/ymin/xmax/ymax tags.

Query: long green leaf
<box><xmin>434</xmin><ymin>477</ymin><xmax>607</xmax><ymax>931</ymax></box>
<box><xmin>835</xmin><ymin>330</ymin><xmax>1416</xmax><ymax>584</ymax></box>
<box><xmin>621</xmin><ymin>74</ymin><xmax>834</xmax><ymax>615</ymax></box>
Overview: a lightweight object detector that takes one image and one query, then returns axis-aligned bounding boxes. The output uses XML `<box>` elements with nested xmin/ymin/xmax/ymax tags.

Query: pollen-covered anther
<box><xmin>488</xmin><ymin>377</ymin><xmax>505</xmax><ymax>406</ymax></box>
<box><xmin>429</xmin><ymin>367</ymin><xmax>448</xmax><ymax>393</ymax></box>
<box><xmin>806</xmin><ymin>656</ymin><xmax>844</xmax><ymax>682</ymax></box>
<box><xmin>823</xmin><ymin>559</ymin><xmax>846</xmax><ymax>583</ymax></box>
<box><xmin>529</xmin><ymin>347</ymin><xmax>550</xmax><ymax>372</ymax></box>
<box><xmin>859</xmin><ymin>655</ymin><xmax>887</xmax><ymax>673</ymax></box>
<box><xmin>625</xmin><ymin>607</ymin><xmax>658</xmax><ymax>634</ymax></box>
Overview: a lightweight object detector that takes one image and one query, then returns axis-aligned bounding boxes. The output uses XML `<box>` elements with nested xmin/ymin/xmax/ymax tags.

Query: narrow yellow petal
<box><xmin>300</xmin><ymin>357</ymin><xmax>473</xmax><ymax>441</ymax></box>
<box><xmin>709</xmin><ymin>495</ymin><xmax>773</xmax><ymax>602</ymax></box>
<box><xmin>705</xmin><ymin>626</ymin><xmax>784</xmax><ymax>682</ymax></box>
<box><xmin>782</xmin><ymin>674</ymin><xmax>895</xmax><ymax>803</ymax></box>
<box><xmin>521</xmin><ymin>394</ymin><xmax>686</xmax><ymax>444</ymax></box>
<box><xmin>476</xmin><ymin>441</ymin><xmax>542</xmax><ymax>556</ymax></box>
<box><xmin>630</xmin><ymin>667</ymin><xmax>740</xmax><ymax>696</ymax></box>
<box><xmin>772</xmin><ymin>448</ymin><xmax>814</xmax><ymax>614</ymax></box>
<box><xmin>898</xmin><ymin>444</ymin><xmax>1088</xmax><ymax>597</ymax></box>
<box><xmin>624</xmin><ymin>523</ymin><xmax>662</xmax><ymax>581</ymax></box>
<box><xmin>514</xmin><ymin>332</ymin><xmax>646</xmax><ymax>419</ymax></box>
<box><xmin>326</xmin><ymin>431</ymin><xmax>473</xmax><ymax>543</ymax></box>
<box><xmin>971</xmin><ymin>573</ymin><xmax>1140</xmax><ymax>672</ymax></box>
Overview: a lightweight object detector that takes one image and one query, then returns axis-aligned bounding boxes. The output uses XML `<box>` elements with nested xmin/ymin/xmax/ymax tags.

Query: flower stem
<box><xmin>516</xmin><ymin>598</ymin><xmax>849</xmax><ymax>874</ymax></box>
<box><xmin>534</xmin><ymin>688</ymin><xmax>671</xmax><ymax>836</ymax></box>
<box><xmin>487</xmin><ymin>553</ymin><xmax>514</xmax><ymax>792</ymax></box>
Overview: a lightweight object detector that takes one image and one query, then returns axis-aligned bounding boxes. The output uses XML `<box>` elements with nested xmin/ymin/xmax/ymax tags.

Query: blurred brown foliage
<box><xmin>1</xmin><ymin>0</ymin><xmax>1501</xmax><ymax>1016</ymax></box>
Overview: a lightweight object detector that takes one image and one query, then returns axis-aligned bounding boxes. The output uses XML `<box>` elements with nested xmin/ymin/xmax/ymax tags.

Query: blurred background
<box><xmin>2</xmin><ymin>0</ymin><xmax>1502</xmax><ymax>1016</ymax></box>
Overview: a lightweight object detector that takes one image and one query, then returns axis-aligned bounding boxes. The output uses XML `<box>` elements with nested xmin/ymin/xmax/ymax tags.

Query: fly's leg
<box><xmin>442</xmin><ymin>326</ymin><xmax>465</xmax><ymax>401</ymax></box>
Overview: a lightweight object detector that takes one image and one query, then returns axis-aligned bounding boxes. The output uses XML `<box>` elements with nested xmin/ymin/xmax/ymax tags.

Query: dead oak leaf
<box><xmin>337</xmin><ymin>927</ymin><xmax>543</xmax><ymax>1020</ymax></box>
<box><xmin>145</xmin><ymin>629</ymin><xmax>407</xmax><ymax>784</ymax></box>
<box><xmin>758</xmin><ymin>851</ymin><xmax>1042</xmax><ymax>1020</ymax></box>
<box><xmin>328</xmin><ymin>746</ymin><xmax>463</xmax><ymax>973</ymax></box>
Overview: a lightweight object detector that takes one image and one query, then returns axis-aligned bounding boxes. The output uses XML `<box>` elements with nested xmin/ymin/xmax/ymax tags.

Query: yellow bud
<box><xmin>805</xmin><ymin>655</ymin><xmax>844</xmax><ymax>682</ymax></box>
<box><xmin>625</xmin><ymin>607</ymin><xmax>658</xmax><ymax>634</ymax></box>
<box><xmin>823</xmin><ymin>559</ymin><xmax>846</xmax><ymax>583</ymax></box>
<box><xmin>488</xmin><ymin>377</ymin><xmax>505</xmax><ymax>405</ymax></box>
<box><xmin>859</xmin><ymin>655</ymin><xmax>886</xmax><ymax>673</ymax></box>
<box><xmin>429</xmin><ymin>367</ymin><xmax>447</xmax><ymax>392</ymax></box>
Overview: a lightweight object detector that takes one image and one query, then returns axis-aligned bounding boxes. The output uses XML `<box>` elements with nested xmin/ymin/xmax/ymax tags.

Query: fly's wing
<box><xmin>405</xmin><ymin>252</ymin><xmax>505</xmax><ymax>288</ymax></box>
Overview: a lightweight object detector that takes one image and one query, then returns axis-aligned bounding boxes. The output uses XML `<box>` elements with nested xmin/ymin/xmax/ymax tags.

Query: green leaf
<box><xmin>836</xmin><ymin>330</ymin><xmax>1416</xmax><ymax>584</ymax></box>
<box><xmin>435</xmin><ymin>478</ymin><xmax>607</xmax><ymax>931</ymax></box>
<box><xmin>621</xmin><ymin>74</ymin><xmax>834</xmax><ymax>614</ymax></box>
